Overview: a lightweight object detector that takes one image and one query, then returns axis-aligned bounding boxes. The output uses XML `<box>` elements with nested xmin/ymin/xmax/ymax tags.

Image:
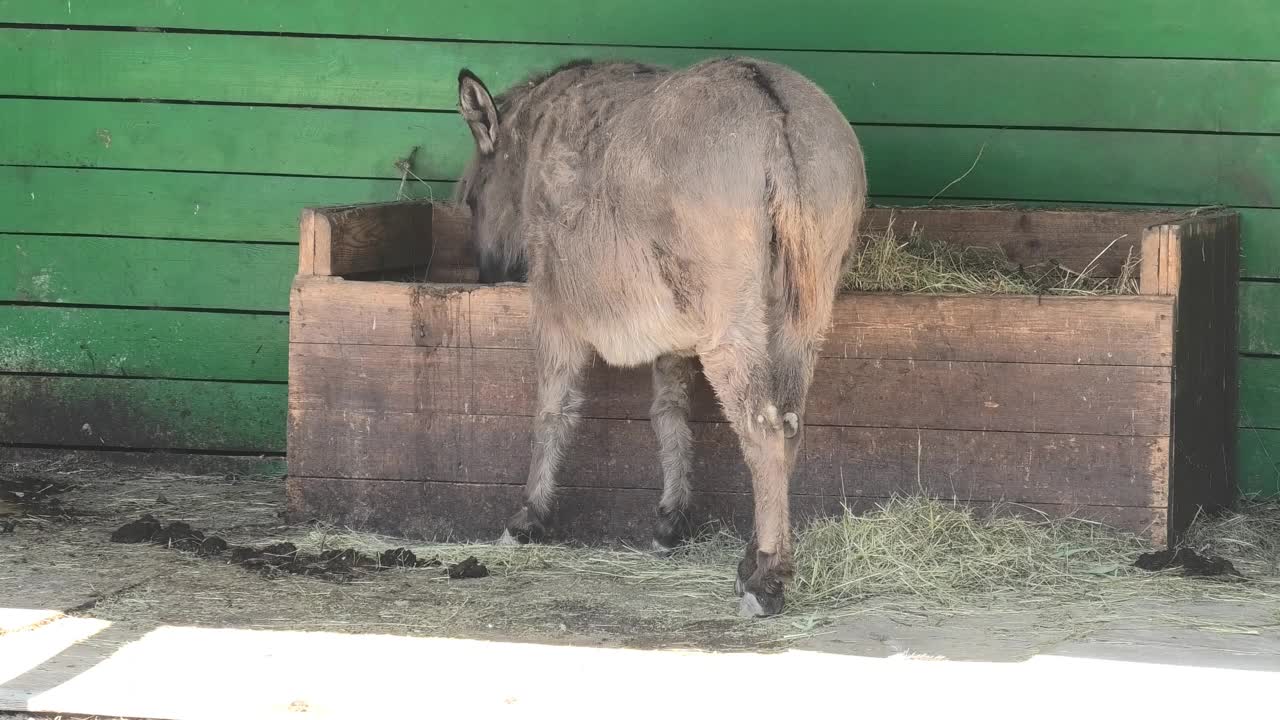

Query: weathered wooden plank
<box><xmin>288</xmin><ymin>343</ymin><xmax>1172</xmax><ymax>436</ymax></box>
<box><xmin>1240</xmin><ymin>282</ymin><xmax>1280</xmax><ymax>356</ymax></box>
<box><xmin>9</xmin><ymin>0</ymin><xmax>1276</xmax><ymax>61</ymax></box>
<box><xmin>285</xmin><ymin>476</ymin><xmax>1168</xmax><ymax>543</ymax></box>
<box><xmin>299</xmin><ymin>201</ymin><xmax>436</xmax><ymax>277</ymax></box>
<box><xmin>287</xmin><ymin>407</ymin><xmax>1169</xmax><ymax>508</ymax></box>
<box><xmin>0</xmin><ymin>376</ymin><xmax>285</xmax><ymax>452</ymax></box>
<box><xmin>0</xmin><ymin>234</ymin><xmax>294</xmax><ymax>311</ymax></box>
<box><xmin>0</xmin><ymin>166</ymin><xmax>451</xmax><ymax>242</ymax></box>
<box><xmin>3</xmin><ymin>32</ymin><xmax>1278</xmax><ymax>132</ymax></box>
<box><xmin>1139</xmin><ymin>223</ymin><xmax>1179</xmax><ymax>296</ymax></box>
<box><xmin>1240</xmin><ymin>357</ymin><xmax>1280</xmax><ymax>430</ymax></box>
<box><xmin>298</xmin><ymin>204</ymin><xmax>1177</xmax><ymax>281</ymax></box>
<box><xmin>1164</xmin><ymin>214</ymin><xmax>1240</xmax><ymax>537</ymax></box>
<box><xmin>0</xmin><ymin>306</ymin><xmax>286</xmax><ymax>381</ymax></box>
<box><xmin>1239</xmin><ymin>428</ymin><xmax>1280</xmax><ymax>497</ymax></box>
<box><xmin>290</xmin><ymin>277</ymin><xmax>1175</xmax><ymax>367</ymax></box>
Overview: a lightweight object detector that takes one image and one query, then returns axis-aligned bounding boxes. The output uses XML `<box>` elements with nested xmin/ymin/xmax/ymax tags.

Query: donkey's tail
<box><xmin>764</xmin><ymin>166</ymin><xmax>859</xmax><ymax>338</ymax></box>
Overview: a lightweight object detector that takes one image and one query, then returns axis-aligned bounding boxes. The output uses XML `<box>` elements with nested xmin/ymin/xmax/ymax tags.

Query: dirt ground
<box><xmin>3</xmin><ymin>449</ymin><xmax>1279</xmax><ymax>678</ymax></box>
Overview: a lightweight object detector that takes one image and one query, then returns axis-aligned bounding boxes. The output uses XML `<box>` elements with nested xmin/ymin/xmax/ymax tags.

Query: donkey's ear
<box><xmin>458</xmin><ymin>69</ymin><xmax>499</xmax><ymax>156</ymax></box>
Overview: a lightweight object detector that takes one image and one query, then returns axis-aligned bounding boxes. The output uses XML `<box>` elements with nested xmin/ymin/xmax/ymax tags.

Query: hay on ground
<box><xmin>292</xmin><ymin>496</ymin><xmax>1280</xmax><ymax>630</ymax></box>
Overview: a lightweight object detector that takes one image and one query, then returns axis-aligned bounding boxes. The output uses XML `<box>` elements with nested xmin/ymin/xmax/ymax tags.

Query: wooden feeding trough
<box><xmin>286</xmin><ymin>201</ymin><xmax>1239</xmax><ymax>546</ymax></box>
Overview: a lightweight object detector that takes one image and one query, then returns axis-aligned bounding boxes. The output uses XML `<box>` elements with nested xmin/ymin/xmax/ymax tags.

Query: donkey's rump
<box><xmin>454</xmin><ymin>55</ymin><xmax>866</xmax><ymax>616</ymax></box>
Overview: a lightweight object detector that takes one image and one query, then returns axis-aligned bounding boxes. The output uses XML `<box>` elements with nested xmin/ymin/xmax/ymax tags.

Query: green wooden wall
<box><xmin>1</xmin><ymin>1</ymin><xmax>1277</xmax><ymax>495</ymax></box>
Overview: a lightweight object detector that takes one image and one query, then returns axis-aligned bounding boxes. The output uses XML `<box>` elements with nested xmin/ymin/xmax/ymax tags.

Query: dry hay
<box><xmin>7</xmin><ymin>457</ymin><xmax>1277</xmax><ymax>645</ymax></box>
<box><xmin>843</xmin><ymin>214</ymin><xmax>1140</xmax><ymax>295</ymax></box>
<box><xmin>264</xmin><ymin>496</ymin><xmax>1280</xmax><ymax>638</ymax></box>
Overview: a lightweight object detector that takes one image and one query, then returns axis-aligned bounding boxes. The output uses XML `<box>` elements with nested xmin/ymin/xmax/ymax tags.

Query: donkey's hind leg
<box><xmin>650</xmin><ymin>354</ymin><xmax>697</xmax><ymax>553</ymax></box>
<box><xmin>500</xmin><ymin>326</ymin><xmax>590</xmax><ymax>545</ymax></box>
<box><xmin>698</xmin><ymin>333</ymin><xmax>792</xmax><ymax>617</ymax></box>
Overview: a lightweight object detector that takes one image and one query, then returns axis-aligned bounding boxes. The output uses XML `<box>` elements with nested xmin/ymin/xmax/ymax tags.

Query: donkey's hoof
<box><xmin>503</xmin><ymin>506</ymin><xmax>547</xmax><ymax>544</ymax></box>
<box><xmin>653</xmin><ymin>507</ymin><xmax>692</xmax><ymax>553</ymax></box>
<box><xmin>738</xmin><ymin>588</ymin><xmax>784</xmax><ymax>618</ymax></box>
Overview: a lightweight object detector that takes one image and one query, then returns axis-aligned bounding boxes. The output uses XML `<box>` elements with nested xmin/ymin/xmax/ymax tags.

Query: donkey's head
<box><xmin>455</xmin><ymin>69</ymin><xmax>528</xmax><ymax>283</ymax></box>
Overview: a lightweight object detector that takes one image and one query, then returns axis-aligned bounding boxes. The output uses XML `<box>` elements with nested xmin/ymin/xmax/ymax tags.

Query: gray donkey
<box><xmin>454</xmin><ymin>57</ymin><xmax>866</xmax><ymax>616</ymax></box>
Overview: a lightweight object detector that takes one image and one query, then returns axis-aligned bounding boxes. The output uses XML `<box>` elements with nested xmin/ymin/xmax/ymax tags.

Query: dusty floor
<box><xmin>2</xmin><ymin>448</ymin><xmax>1279</xmax><ymax>692</ymax></box>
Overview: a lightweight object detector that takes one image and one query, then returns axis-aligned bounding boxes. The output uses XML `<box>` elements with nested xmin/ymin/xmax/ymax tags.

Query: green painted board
<box><xmin>10</xmin><ymin>110</ymin><xmax>1280</xmax><ymax>211</ymax></box>
<box><xmin>0</xmin><ymin>235</ymin><xmax>295</xmax><ymax>311</ymax></box>
<box><xmin>3</xmin><ymin>99</ymin><xmax>461</xmax><ymax>181</ymax></box>
<box><xmin>4</xmin><ymin>0</ymin><xmax>1277</xmax><ymax>60</ymax></box>
<box><xmin>1</xmin><ymin>166</ymin><xmax>451</xmax><ymax>242</ymax></box>
<box><xmin>4</xmin><ymin>167</ymin><xmax>1279</xmax><ymax>277</ymax></box>
<box><xmin>1241</xmin><ymin>282</ymin><xmax>1280</xmax><ymax>356</ymax></box>
<box><xmin>0</xmin><ymin>375</ymin><xmax>285</xmax><ymax>452</ymax></box>
<box><xmin>1239</xmin><ymin>428</ymin><xmax>1280</xmax><ymax>496</ymax></box>
<box><xmin>1240</xmin><ymin>357</ymin><xmax>1280</xmax><ymax>430</ymax></box>
<box><xmin>10</xmin><ymin>100</ymin><xmax>1280</xmax><ymax>211</ymax></box>
<box><xmin>1241</xmin><ymin>214</ymin><xmax>1280</xmax><ymax>280</ymax></box>
<box><xmin>0</xmin><ymin>306</ymin><xmax>286</xmax><ymax>382</ymax></box>
<box><xmin>861</xmin><ymin>126</ymin><xmax>1280</xmax><ymax>209</ymax></box>
<box><xmin>5</xmin><ymin>30</ymin><xmax>1280</xmax><ymax>133</ymax></box>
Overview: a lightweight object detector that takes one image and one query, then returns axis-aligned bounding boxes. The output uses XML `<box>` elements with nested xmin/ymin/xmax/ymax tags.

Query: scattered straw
<box><xmin>789</xmin><ymin>497</ymin><xmax>1280</xmax><ymax>614</ymax></box>
<box><xmin>843</xmin><ymin>215</ymin><xmax>1140</xmax><ymax>296</ymax></box>
<box><xmin>283</xmin><ymin>496</ymin><xmax>1279</xmax><ymax>631</ymax></box>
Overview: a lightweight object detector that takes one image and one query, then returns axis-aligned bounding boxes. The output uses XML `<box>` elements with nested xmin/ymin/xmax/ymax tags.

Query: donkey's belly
<box><xmin>582</xmin><ymin>312</ymin><xmax>701</xmax><ymax>368</ymax></box>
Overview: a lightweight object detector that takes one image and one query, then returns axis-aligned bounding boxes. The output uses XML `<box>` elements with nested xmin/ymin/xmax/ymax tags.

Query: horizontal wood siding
<box><xmin>2</xmin><ymin>5</ymin><xmax>1276</xmax><ymax>495</ymax></box>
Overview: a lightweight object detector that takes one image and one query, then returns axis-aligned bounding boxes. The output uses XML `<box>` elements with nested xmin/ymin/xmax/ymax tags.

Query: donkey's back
<box><xmin>511</xmin><ymin>58</ymin><xmax>865</xmax><ymax>366</ymax></box>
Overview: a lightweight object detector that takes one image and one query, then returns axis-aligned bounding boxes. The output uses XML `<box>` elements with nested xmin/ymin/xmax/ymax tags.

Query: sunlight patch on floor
<box><xmin>1</xmin><ymin>615</ymin><xmax>1275</xmax><ymax>719</ymax></box>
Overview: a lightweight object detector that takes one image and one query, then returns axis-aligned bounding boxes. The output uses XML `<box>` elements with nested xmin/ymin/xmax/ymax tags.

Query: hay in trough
<box><xmin>843</xmin><ymin>215</ymin><xmax>1141</xmax><ymax>295</ymax></box>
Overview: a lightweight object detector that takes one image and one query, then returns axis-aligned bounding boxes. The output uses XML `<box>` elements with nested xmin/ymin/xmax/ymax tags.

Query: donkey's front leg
<box><xmin>500</xmin><ymin>332</ymin><xmax>589</xmax><ymax>544</ymax></box>
<box><xmin>650</xmin><ymin>354</ymin><xmax>697</xmax><ymax>553</ymax></box>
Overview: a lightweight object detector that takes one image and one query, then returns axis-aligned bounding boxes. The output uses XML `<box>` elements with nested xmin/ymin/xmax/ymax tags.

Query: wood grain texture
<box><xmin>364</xmin><ymin>204</ymin><xmax>1179</xmax><ymax>280</ymax></box>
<box><xmin>4</xmin><ymin>30</ymin><xmax>1280</xmax><ymax>132</ymax></box>
<box><xmin>1166</xmin><ymin>214</ymin><xmax>1240</xmax><ymax>540</ymax></box>
<box><xmin>290</xmin><ymin>276</ymin><xmax>1175</xmax><ymax>366</ymax></box>
<box><xmin>285</xmin><ymin>476</ymin><xmax>1168</xmax><ymax>543</ymax></box>
<box><xmin>0</xmin><ymin>376</ymin><xmax>285</xmax><ymax>452</ymax></box>
<box><xmin>9</xmin><ymin>0</ymin><xmax>1276</xmax><ymax>61</ymax></box>
<box><xmin>0</xmin><ymin>234</ymin><xmax>294</xmax><ymax>311</ymax></box>
<box><xmin>287</xmin><ymin>408</ymin><xmax>1170</xmax><ymax>508</ymax></box>
<box><xmin>1140</xmin><ymin>223</ymin><xmax>1181</xmax><ymax>296</ymax></box>
<box><xmin>288</xmin><ymin>342</ymin><xmax>1172</xmax><ymax>436</ymax></box>
<box><xmin>0</xmin><ymin>306</ymin><xmax>286</xmax><ymax>381</ymax></box>
<box><xmin>300</xmin><ymin>201</ymin><xmax>435</xmax><ymax>277</ymax></box>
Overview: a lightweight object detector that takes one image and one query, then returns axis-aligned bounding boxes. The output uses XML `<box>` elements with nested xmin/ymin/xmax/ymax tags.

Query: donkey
<box><xmin>454</xmin><ymin>57</ymin><xmax>866</xmax><ymax>616</ymax></box>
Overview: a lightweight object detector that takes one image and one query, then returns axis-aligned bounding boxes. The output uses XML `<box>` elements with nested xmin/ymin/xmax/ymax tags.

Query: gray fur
<box><xmin>455</xmin><ymin>57</ymin><xmax>867</xmax><ymax>615</ymax></box>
